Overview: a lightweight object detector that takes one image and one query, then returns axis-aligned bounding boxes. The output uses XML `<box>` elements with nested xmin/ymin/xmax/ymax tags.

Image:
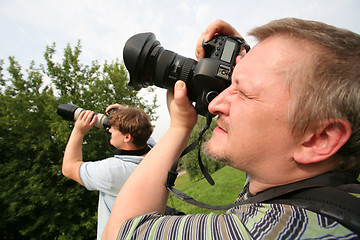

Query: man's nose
<box><xmin>208</xmin><ymin>87</ymin><xmax>231</xmax><ymax>116</ymax></box>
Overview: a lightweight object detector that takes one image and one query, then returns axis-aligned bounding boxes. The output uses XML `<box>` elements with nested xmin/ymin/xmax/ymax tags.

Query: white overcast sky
<box><xmin>1</xmin><ymin>0</ymin><xmax>359</xmax><ymax>141</ymax></box>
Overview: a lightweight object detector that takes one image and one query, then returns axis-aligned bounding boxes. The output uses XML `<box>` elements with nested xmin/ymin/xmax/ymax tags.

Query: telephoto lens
<box><xmin>57</xmin><ymin>103</ymin><xmax>110</xmax><ymax>129</ymax></box>
<box><xmin>123</xmin><ymin>32</ymin><xmax>196</xmax><ymax>94</ymax></box>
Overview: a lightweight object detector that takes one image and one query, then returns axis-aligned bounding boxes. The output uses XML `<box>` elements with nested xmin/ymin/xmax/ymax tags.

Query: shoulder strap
<box><xmin>169</xmin><ymin>171</ymin><xmax>357</xmax><ymax>209</ymax></box>
<box><xmin>168</xmin><ymin>172</ymin><xmax>360</xmax><ymax>233</ymax></box>
<box><xmin>267</xmin><ymin>185</ymin><xmax>360</xmax><ymax>234</ymax></box>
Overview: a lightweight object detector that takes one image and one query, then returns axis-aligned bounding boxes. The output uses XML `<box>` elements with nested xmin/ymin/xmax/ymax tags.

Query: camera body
<box><xmin>57</xmin><ymin>103</ymin><xmax>111</xmax><ymax>129</ymax></box>
<box><xmin>123</xmin><ymin>32</ymin><xmax>250</xmax><ymax>116</ymax></box>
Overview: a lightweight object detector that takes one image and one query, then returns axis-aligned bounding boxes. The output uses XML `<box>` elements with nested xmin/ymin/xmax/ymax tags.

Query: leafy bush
<box><xmin>0</xmin><ymin>42</ymin><xmax>157</xmax><ymax>239</ymax></box>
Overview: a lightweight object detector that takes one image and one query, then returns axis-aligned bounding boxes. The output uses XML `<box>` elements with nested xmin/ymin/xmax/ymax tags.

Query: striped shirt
<box><xmin>118</xmin><ymin>182</ymin><xmax>359</xmax><ymax>239</ymax></box>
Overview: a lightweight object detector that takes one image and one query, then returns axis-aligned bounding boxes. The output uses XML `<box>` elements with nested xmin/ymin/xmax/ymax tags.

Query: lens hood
<box><xmin>123</xmin><ymin>32</ymin><xmax>160</xmax><ymax>90</ymax></box>
<box><xmin>57</xmin><ymin>103</ymin><xmax>79</xmax><ymax>121</ymax></box>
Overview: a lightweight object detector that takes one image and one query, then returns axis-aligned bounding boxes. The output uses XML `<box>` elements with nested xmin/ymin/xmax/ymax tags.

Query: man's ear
<box><xmin>293</xmin><ymin>119</ymin><xmax>351</xmax><ymax>164</ymax></box>
<box><xmin>123</xmin><ymin>133</ymin><xmax>133</xmax><ymax>143</ymax></box>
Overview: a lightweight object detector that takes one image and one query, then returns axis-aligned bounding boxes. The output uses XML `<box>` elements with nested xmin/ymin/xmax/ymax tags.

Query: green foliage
<box><xmin>167</xmin><ymin>166</ymin><xmax>246</xmax><ymax>214</ymax></box>
<box><xmin>181</xmin><ymin>116</ymin><xmax>225</xmax><ymax>181</ymax></box>
<box><xmin>0</xmin><ymin>41</ymin><xmax>157</xmax><ymax>239</ymax></box>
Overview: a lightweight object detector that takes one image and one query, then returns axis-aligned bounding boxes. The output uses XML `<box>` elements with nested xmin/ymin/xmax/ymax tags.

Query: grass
<box><xmin>166</xmin><ymin>166</ymin><xmax>247</xmax><ymax>214</ymax></box>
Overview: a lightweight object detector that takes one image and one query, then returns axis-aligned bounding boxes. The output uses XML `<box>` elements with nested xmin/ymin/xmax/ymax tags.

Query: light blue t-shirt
<box><xmin>79</xmin><ymin>138</ymin><xmax>155</xmax><ymax>240</ymax></box>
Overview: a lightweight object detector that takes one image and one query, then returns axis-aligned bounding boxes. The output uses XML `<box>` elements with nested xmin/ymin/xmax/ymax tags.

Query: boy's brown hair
<box><xmin>109</xmin><ymin>106</ymin><xmax>153</xmax><ymax>147</ymax></box>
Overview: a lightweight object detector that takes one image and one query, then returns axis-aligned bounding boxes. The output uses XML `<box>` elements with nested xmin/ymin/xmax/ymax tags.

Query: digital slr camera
<box><xmin>123</xmin><ymin>32</ymin><xmax>250</xmax><ymax>116</ymax></box>
<box><xmin>57</xmin><ymin>103</ymin><xmax>112</xmax><ymax>129</ymax></box>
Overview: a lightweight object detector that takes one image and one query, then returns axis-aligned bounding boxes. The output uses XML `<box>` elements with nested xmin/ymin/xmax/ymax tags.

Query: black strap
<box><xmin>168</xmin><ymin>171</ymin><xmax>360</xmax><ymax>233</ymax></box>
<box><xmin>113</xmin><ymin>146</ymin><xmax>151</xmax><ymax>156</ymax></box>
<box><xmin>169</xmin><ymin>170</ymin><xmax>356</xmax><ymax>209</ymax></box>
<box><xmin>266</xmin><ymin>185</ymin><xmax>360</xmax><ymax>234</ymax></box>
<box><xmin>166</xmin><ymin>113</ymin><xmax>214</xmax><ymax>188</ymax></box>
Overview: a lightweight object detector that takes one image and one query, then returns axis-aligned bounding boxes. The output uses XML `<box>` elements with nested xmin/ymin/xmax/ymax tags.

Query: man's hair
<box><xmin>248</xmin><ymin>18</ymin><xmax>360</xmax><ymax>171</ymax></box>
<box><xmin>109</xmin><ymin>106</ymin><xmax>153</xmax><ymax>147</ymax></box>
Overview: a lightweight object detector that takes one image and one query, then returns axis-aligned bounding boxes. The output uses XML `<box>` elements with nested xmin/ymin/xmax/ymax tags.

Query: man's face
<box><xmin>204</xmin><ymin>36</ymin><xmax>304</xmax><ymax>180</ymax></box>
<box><xmin>109</xmin><ymin>126</ymin><xmax>126</xmax><ymax>149</ymax></box>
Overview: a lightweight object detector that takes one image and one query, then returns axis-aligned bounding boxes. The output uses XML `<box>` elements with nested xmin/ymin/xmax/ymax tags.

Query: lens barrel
<box><xmin>57</xmin><ymin>103</ymin><xmax>110</xmax><ymax>129</ymax></box>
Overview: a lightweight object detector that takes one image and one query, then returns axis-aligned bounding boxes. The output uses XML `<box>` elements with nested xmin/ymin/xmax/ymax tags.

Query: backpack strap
<box><xmin>168</xmin><ymin>171</ymin><xmax>360</xmax><ymax>233</ymax></box>
<box><xmin>169</xmin><ymin>171</ymin><xmax>357</xmax><ymax>209</ymax></box>
<box><xmin>266</xmin><ymin>184</ymin><xmax>360</xmax><ymax>234</ymax></box>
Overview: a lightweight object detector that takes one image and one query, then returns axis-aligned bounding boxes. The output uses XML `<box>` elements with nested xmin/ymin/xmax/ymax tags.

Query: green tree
<box><xmin>0</xmin><ymin>41</ymin><xmax>158</xmax><ymax>239</ymax></box>
<box><xmin>181</xmin><ymin>116</ymin><xmax>225</xmax><ymax>181</ymax></box>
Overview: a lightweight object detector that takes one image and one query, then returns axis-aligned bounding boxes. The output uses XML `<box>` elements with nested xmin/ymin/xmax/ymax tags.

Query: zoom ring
<box><xmin>180</xmin><ymin>58</ymin><xmax>196</xmax><ymax>82</ymax></box>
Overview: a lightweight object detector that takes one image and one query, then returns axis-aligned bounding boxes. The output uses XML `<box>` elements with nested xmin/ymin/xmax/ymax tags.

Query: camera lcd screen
<box><xmin>221</xmin><ymin>40</ymin><xmax>236</xmax><ymax>63</ymax></box>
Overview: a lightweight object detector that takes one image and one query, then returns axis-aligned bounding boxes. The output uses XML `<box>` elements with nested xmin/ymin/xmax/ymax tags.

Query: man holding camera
<box><xmin>62</xmin><ymin>104</ymin><xmax>154</xmax><ymax>240</ymax></box>
<box><xmin>103</xmin><ymin>18</ymin><xmax>360</xmax><ymax>239</ymax></box>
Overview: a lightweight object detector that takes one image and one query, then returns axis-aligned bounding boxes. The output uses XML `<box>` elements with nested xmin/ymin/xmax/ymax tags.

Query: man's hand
<box><xmin>167</xmin><ymin>80</ymin><xmax>198</xmax><ymax>133</ymax></box>
<box><xmin>105</xmin><ymin>103</ymin><xmax>126</xmax><ymax>115</ymax></box>
<box><xmin>195</xmin><ymin>19</ymin><xmax>246</xmax><ymax>62</ymax></box>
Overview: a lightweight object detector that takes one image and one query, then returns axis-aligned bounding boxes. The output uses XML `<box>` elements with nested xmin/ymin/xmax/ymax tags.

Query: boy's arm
<box><xmin>62</xmin><ymin>110</ymin><xmax>97</xmax><ymax>185</ymax></box>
